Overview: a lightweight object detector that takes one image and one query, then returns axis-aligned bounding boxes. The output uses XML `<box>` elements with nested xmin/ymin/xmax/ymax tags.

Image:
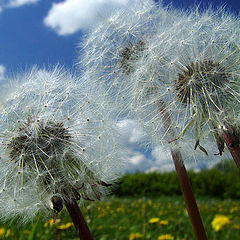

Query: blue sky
<box><xmin>0</xmin><ymin>0</ymin><xmax>238</xmax><ymax>172</ymax></box>
<box><xmin>0</xmin><ymin>0</ymin><xmax>240</xmax><ymax>76</ymax></box>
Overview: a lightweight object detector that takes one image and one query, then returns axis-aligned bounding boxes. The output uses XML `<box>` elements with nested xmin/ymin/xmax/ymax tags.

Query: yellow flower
<box><xmin>233</xmin><ymin>224</ymin><xmax>240</xmax><ymax>229</ymax></box>
<box><xmin>23</xmin><ymin>230</ymin><xmax>31</xmax><ymax>235</ymax></box>
<box><xmin>158</xmin><ymin>234</ymin><xmax>174</xmax><ymax>240</ymax></box>
<box><xmin>230</xmin><ymin>206</ymin><xmax>238</xmax><ymax>213</ymax></box>
<box><xmin>211</xmin><ymin>215</ymin><xmax>230</xmax><ymax>232</ymax></box>
<box><xmin>0</xmin><ymin>228</ymin><xmax>4</xmax><ymax>236</ymax></box>
<box><xmin>148</xmin><ymin>217</ymin><xmax>160</xmax><ymax>224</ymax></box>
<box><xmin>98</xmin><ymin>225</ymin><xmax>103</xmax><ymax>230</ymax></box>
<box><xmin>44</xmin><ymin>218</ymin><xmax>60</xmax><ymax>227</ymax></box>
<box><xmin>116</xmin><ymin>207</ymin><xmax>122</xmax><ymax>213</ymax></box>
<box><xmin>129</xmin><ymin>232</ymin><xmax>143</xmax><ymax>240</ymax></box>
<box><xmin>159</xmin><ymin>220</ymin><xmax>169</xmax><ymax>225</ymax></box>
<box><xmin>0</xmin><ymin>228</ymin><xmax>11</xmax><ymax>237</ymax></box>
<box><xmin>118</xmin><ymin>226</ymin><xmax>124</xmax><ymax>231</ymax></box>
<box><xmin>5</xmin><ymin>229</ymin><xmax>11</xmax><ymax>237</ymax></box>
<box><xmin>148</xmin><ymin>200</ymin><xmax>152</xmax><ymax>206</ymax></box>
<box><xmin>57</xmin><ymin>222</ymin><xmax>73</xmax><ymax>230</ymax></box>
<box><xmin>183</xmin><ymin>208</ymin><xmax>188</xmax><ymax>216</ymax></box>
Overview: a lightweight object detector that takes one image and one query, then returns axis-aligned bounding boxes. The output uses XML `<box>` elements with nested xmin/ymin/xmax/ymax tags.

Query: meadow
<box><xmin>0</xmin><ymin>196</ymin><xmax>239</xmax><ymax>240</ymax></box>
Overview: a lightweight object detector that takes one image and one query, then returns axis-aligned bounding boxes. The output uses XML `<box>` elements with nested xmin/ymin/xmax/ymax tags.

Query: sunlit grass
<box><xmin>1</xmin><ymin>196</ymin><xmax>240</xmax><ymax>239</ymax></box>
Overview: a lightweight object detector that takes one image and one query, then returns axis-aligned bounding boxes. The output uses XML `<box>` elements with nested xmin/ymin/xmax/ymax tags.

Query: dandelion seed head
<box><xmin>126</xmin><ymin>6</ymin><xmax>240</xmax><ymax>156</ymax></box>
<box><xmin>80</xmin><ymin>2</ymin><xmax>240</xmax><ymax>161</ymax></box>
<box><xmin>175</xmin><ymin>60</ymin><xmax>229</xmax><ymax>106</ymax></box>
<box><xmin>120</xmin><ymin>40</ymin><xmax>145</xmax><ymax>74</ymax></box>
<box><xmin>0</xmin><ymin>66</ymin><xmax>125</xmax><ymax>223</ymax></box>
<box><xmin>78</xmin><ymin>2</ymin><xmax>179</xmax><ymax>113</ymax></box>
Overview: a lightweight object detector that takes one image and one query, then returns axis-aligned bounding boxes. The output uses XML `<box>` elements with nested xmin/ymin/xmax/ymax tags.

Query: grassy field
<box><xmin>0</xmin><ymin>196</ymin><xmax>239</xmax><ymax>240</ymax></box>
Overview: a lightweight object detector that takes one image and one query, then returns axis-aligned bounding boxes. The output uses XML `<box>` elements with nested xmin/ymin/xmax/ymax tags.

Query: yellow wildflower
<box><xmin>23</xmin><ymin>230</ymin><xmax>31</xmax><ymax>235</ymax></box>
<box><xmin>159</xmin><ymin>220</ymin><xmax>169</xmax><ymax>225</ymax></box>
<box><xmin>98</xmin><ymin>225</ymin><xmax>103</xmax><ymax>230</ymax></box>
<box><xmin>129</xmin><ymin>232</ymin><xmax>143</xmax><ymax>240</ymax></box>
<box><xmin>183</xmin><ymin>208</ymin><xmax>188</xmax><ymax>216</ymax></box>
<box><xmin>116</xmin><ymin>207</ymin><xmax>122</xmax><ymax>213</ymax></box>
<box><xmin>230</xmin><ymin>206</ymin><xmax>238</xmax><ymax>213</ymax></box>
<box><xmin>233</xmin><ymin>224</ymin><xmax>240</xmax><ymax>229</ymax></box>
<box><xmin>0</xmin><ymin>228</ymin><xmax>4</xmax><ymax>236</ymax></box>
<box><xmin>117</xmin><ymin>205</ymin><xmax>125</xmax><ymax>213</ymax></box>
<box><xmin>57</xmin><ymin>222</ymin><xmax>73</xmax><ymax>230</ymax></box>
<box><xmin>211</xmin><ymin>215</ymin><xmax>230</xmax><ymax>232</ymax></box>
<box><xmin>148</xmin><ymin>200</ymin><xmax>152</xmax><ymax>206</ymax></box>
<box><xmin>148</xmin><ymin>217</ymin><xmax>160</xmax><ymax>224</ymax></box>
<box><xmin>158</xmin><ymin>234</ymin><xmax>174</xmax><ymax>240</ymax></box>
<box><xmin>44</xmin><ymin>218</ymin><xmax>60</xmax><ymax>227</ymax></box>
<box><xmin>5</xmin><ymin>229</ymin><xmax>11</xmax><ymax>237</ymax></box>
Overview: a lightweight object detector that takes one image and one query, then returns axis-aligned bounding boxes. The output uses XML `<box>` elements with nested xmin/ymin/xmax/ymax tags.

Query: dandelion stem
<box><xmin>157</xmin><ymin>100</ymin><xmax>207</xmax><ymax>240</ymax></box>
<box><xmin>222</xmin><ymin>128</ymin><xmax>240</xmax><ymax>170</ymax></box>
<box><xmin>171</xmin><ymin>150</ymin><xmax>207</xmax><ymax>240</ymax></box>
<box><xmin>64</xmin><ymin>199</ymin><xmax>94</xmax><ymax>240</ymax></box>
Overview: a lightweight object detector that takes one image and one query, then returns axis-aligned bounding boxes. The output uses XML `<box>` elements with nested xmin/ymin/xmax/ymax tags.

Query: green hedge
<box><xmin>115</xmin><ymin>166</ymin><xmax>240</xmax><ymax>199</ymax></box>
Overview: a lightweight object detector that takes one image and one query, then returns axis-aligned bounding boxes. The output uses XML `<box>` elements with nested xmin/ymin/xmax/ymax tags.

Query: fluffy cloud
<box><xmin>44</xmin><ymin>0</ymin><xmax>154</xmax><ymax>35</ymax></box>
<box><xmin>6</xmin><ymin>0</ymin><xmax>39</xmax><ymax>8</ymax></box>
<box><xmin>0</xmin><ymin>0</ymin><xmax>39</xmax><ymax>11</ymax></box>
<box><xmin>150</xmin><ymin>142</ymin><xmax>222</xmax><ymax>173</ymax></box>
<box><xmin>117</xmin><ymin>119</ymin><xmax>148</xmax><ymax>144</ymax></box>
<box><xmin>117</xmin><ymin>118</ymin><xmax>222</xmax><ymax>173</ymax></box>
<box><xmin>126</xmin><ymin>152</ymin><xmax>150</xmax><ymax>172</ymax></box>
<box><xmin>0</xmin><ymin>65</ymin><xmax>6</xmax><ymax>81</ymax></box>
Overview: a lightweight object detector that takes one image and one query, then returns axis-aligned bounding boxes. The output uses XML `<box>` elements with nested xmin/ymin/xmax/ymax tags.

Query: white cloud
<box><xmin>6</xmin><ymin>0</ymin><xmax>39</xmax><ymax>8</ymax></box>
<box><xmin>124</xmin><ymin>146</ymin><xmax>175</xmax><ymax>173</ymax></box>
<box><xmin>151</xmin><ymin>145</ymin><xmax>172</xmax><ymax>165</ymax></box>
<box><xmin>116</xmin><ymin>119</ymin><xmax>177</xmax><ymax>173</ymax></box>
<box><xmin>126</xmin><ymin>152</ymin><xmax>150</xmax><ymax>172</ymax></box>
<box><xmin>150</xmin><ymin>141</ymin><xmax>223</xmax><ymax>173</ymax></box>
<box><xmin>117</xmin><ymin>119</ymin><xmax>148</xmax><ymax>144</ymax></box>
<box><xmin>0</xmin><ymin>65</ymin><xmax>6</xmax><ymax>81</ymax></box>
<box><xmin>116</xmin><ymin>118</ymin><xmax>222</xmax><ymax>173</ymax></box>
<box><xmin>44</xmin><ymin>0</ymin><xmax>154</xmax><ymax>35</ymax></box>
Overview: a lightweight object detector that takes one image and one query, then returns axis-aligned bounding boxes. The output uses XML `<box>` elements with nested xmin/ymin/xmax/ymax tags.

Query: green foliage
<box><xmin>213</xmin><ymin>159</ymin><xmax>239</xmax><ymax>173</ymax></box>
<box><xmin>27</xmin><ymin>218</ymin><xmax>40</xmax><ymax>240</ymax></box>
<box><xmin>115</xmin><ymin>164</ymin><xmax>240</xmax><ymax>199</ymax></box>
<box><xmin>0</xmin><ymin>197</ymin><xmax>240</xmax><ymax>239</ymax></box>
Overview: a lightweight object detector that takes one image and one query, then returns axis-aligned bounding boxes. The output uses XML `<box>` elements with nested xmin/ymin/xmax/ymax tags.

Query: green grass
<box><xmin>0</xmin><ymin>196</ymin><xmax>239</xmax><ymax>240</ymax></box>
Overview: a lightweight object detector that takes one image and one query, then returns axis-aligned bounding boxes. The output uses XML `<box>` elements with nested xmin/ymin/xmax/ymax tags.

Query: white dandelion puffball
<box><xmin>0</xmin><ymin>66</ymin><xmax>124</xmax><ymax>222</ymax></box>
<box><xmin>79</xmin><ymin>2</ymin><xmax>182</xmax><ymax>110</ymax></box>
<box><xmin>128</xmin><ymin>7</ymin><xmax>240</xmax><ymax>156</ymax></box>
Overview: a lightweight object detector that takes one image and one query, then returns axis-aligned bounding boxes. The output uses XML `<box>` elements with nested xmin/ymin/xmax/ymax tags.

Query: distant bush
<box><xmin>115</xmin><ymin>165</ymin><xmax>240</xmax><ymax>199</ymax></box>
